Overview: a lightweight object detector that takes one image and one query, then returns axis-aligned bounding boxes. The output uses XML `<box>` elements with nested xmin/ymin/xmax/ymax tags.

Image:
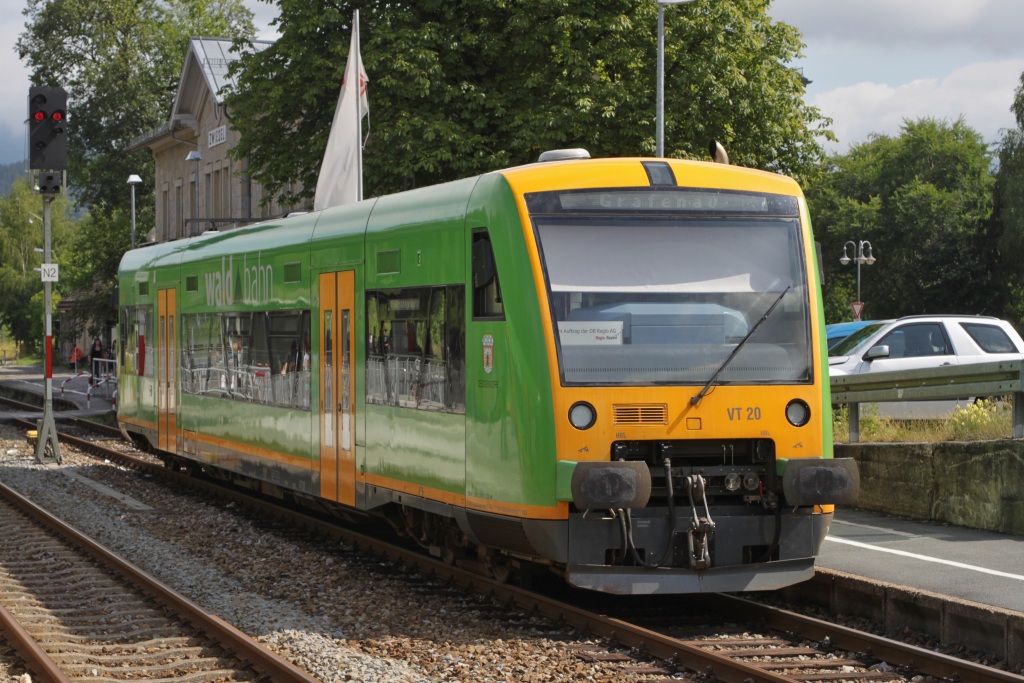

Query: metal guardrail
<box><xmin>830</xmin><ymin>359</ymin><xmax>1024</xmax><ymax>442</ymax></box>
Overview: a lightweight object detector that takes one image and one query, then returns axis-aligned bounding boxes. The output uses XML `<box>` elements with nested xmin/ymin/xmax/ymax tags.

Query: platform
<box><xmin>0</xmin><ymin>364</ymin><xmax>115</xmax><ymax>419</ymax></box>
<box><xmin>820</xmin><ymin>508</ymin><xmax>1024</xmax><ymax>614</ymax></box>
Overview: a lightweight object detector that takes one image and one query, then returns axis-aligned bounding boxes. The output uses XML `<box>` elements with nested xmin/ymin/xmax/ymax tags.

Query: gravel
<box><xmin>0</xmin><ymin>424</ymin><xmax>676</xmax><ymax>683</ymax></box>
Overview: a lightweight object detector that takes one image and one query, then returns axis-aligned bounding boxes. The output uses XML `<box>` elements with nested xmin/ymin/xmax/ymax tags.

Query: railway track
<box><xmin>4</xmin><ymin>414</ymin><xmax>1023</xmax><ymax>683</ymax></box>
<box><xmin>0</xmin><ymin>476</ymin><xmax>320</xmax><ymax>683</ymax></box>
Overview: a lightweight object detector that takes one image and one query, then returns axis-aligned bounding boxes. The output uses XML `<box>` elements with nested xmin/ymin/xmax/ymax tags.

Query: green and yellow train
<box><xmin>117</xmin><ymin>151</ymin><xmax>858</xmax><ymax>594</ymax></box>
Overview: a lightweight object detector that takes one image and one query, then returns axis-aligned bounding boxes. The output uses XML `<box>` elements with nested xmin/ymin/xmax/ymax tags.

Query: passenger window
<box><xmin>961</xmin><ymin>323</ymin><xmax>1018</xmax><ymax>353</ymax></box>
<box><xmin>179</xmin><ymin>310</ymin><xmax>311</xmax><ymax>410</ymax></box>
<box><xmin>366</xmin><ymin>286</ymin><xmax>466</xmax><ymax>414</ymax></box>
<box><xmin>472</xmin><ymin>230</ymin><xmax>504</xmax><ymax>320</ymax></box>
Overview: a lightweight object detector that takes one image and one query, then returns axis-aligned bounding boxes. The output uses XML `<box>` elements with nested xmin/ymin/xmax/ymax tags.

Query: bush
<box><xmin>832</xmin><ymin>397</ymin><xmax>1015</xmax><ymax>443</ymax></box>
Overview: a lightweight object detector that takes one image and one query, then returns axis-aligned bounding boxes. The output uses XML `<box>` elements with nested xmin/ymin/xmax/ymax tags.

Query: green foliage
<box><xmin>226</xmin><ymin>0</ymin><xmax>833</xmax><ymax>205</ymax></box>
<box><xmin>0</xmin><ymin>177</ymin><xmax>73</xmax><ymax>347</ymax></box>
<box><xmin>0</xmin><ymin>325</ymin><xmax>16</xmax><ymax>362</ymax></box>
<box><xmin>993</xmin><ymin>72</ymin><xmax>1024</xmax><ymax>333</ymax></box>
<box><xmin>15</xmin><ymin>0</ymin><xmax>256</xmax><ymax>331</ymax></box>
<box><xmin>59</xmin><ymin>207</ymin><xmax>135</xmax><ymax>340</ymax></box>
<box><xmin>832</xmin><ymin>398</ymin><xmax>1015</xmax><ymax>443</ymax></box>
<box><xmin>17</xmin><ymin>0</ymin><xmax>254</xmax><ymax>215</ymax></box>
<box><xmin>0</xmin><ymin>162</ymin><xmax>27</xmax><ymax>198</ymax></box>
<box><xmin>809</xmin><ymin>118</ymin><xmax>996</xmax><ymax>322</ymax></box>
<box><xmin>947</xmin><ymin>398</ymin><xmax>1012</xmax><ymax>439</ymax></box>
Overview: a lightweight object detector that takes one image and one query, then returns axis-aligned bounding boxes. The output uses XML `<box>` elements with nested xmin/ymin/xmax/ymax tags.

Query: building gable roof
<box><xmin>170</xmin><ymin>37</ymin><xmax>272</xmax><ymax>131</ymax></box>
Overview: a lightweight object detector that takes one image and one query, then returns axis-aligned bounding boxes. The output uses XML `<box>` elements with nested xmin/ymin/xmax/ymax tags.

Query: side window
<box><xmin>884</xmin><ymin>323</ymin><xmax>947</xmax><ymax>358</ymax></box>
<box><xmin>138</xmin><ymin>306</ymin><xmax>153</xmax><ymax>377</ymax></box>
<box><xmin>119</xmin><ymin>308</ymin><xmax>129</xmax><ymax>371</ymax></box>
<box><xmin>366</xmin><ymin>286</ymin><xmax>465</xmax><ymax>414</ymax></box>
<box><xmin>961</xmin><ymin>323</ymin><xmax>1019</xmax><ymax>353</ymax></box>
<box><xmin>180</xmin><ymin>310</ymin><xmax>311</xmax><ymax>410</ymax></box>
<box><xmin>472</xmin><ymin>229</ymin><xmax>504</xmax><ymax>320</ymax></box>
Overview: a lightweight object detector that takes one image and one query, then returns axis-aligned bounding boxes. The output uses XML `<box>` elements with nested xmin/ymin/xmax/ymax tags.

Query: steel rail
<box><xmin>30</xmin><ymin>424</ymin><xmax>794</xmax><ymax>682</ymax></box>
<box><xmin>38</xmin><ymin>419</ymin><xmax>1024</xmax><ymax>683</ymax></box>
<box><xmin>718</xmin><ymin>594</ymin><xmax>1024</xmax><ymax>683</ymax></box>
<box><xmin>0</xmin><ymin>479</ymin><xmax>323</xmax><ymax>683</ymax></box>
<box><xmin>0</xmin><ymin>601</ymin><xmax>72</xmax><ymax>683</ymax></box>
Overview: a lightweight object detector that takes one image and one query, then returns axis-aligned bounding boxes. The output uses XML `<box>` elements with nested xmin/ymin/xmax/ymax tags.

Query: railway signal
<box><xmin>28</xmin><ymin>86</ymin><xmax>67</xmax><ymax>463</ymax></box>
<box><xmin>28</xmin><ymin>85</ymin><xmax>68</xmax><ymax>171</ymax></box>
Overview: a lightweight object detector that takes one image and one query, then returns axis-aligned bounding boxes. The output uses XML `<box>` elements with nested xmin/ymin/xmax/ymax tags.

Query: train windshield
<box><xmin>527</xmin><ymin>188</ymin><xmax>812</xmax><ymax>386</ymax></box>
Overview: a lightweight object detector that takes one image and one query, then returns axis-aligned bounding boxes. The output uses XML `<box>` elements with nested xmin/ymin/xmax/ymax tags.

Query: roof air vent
<box><xmin>538</xmin><ymin>148</ymin><xmax>591</xmax><ymax>162</ymax></box>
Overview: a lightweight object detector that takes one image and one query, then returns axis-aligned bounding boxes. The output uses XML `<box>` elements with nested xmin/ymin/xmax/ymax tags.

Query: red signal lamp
<box><xmin>51</xmin><ymin>110</ymin><xmax>64</xmax><ymax>123</ymax></box>
<box><xmin>33</xmin><ymin>110</ymin><xmax>46</xmax><ymax>123</ymax></box>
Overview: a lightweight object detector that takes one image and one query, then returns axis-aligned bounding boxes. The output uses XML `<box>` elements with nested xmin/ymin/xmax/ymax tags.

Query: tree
<box><xmin>993</xmin><ymin>72</ymin><xmax>1024</xmax><ymax>331</ymax></box>
<box><xmin>809</xmin><ymin>118</ymin><xmax>996</xmax><ymax>323</ymax></box>
<box><xmin>0</xmin><ymin>177</ymin><xmax>73</xmax><ymax>349</ymax></box>
<box><xmin>226</xmin><ymin>0</ymin><xmax>833</xmax><ymax>205</ymax></box>
<box><xmin>16</xmin><ymin>0</ymin><xmax>256</xmax><ymax>330</ymax></box>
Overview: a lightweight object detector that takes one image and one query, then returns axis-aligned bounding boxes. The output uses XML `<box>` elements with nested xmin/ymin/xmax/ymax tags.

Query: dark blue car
<box><xmin>826</xmin><ymin>320</ymin><xmax>879</xmax><ymax>352</ymax></box>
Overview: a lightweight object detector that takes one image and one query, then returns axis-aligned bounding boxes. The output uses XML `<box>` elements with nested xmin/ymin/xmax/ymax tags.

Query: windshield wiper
<box><xmin>690</xmin><ymin>286</ymin><xmax>791</xmax><ymax>407</ymax></box>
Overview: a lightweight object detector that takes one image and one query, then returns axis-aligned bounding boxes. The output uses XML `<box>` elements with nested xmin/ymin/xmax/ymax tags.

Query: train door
<box><xmin>319</xmin><ymin>271</ymin><xmax>356</xmax><ymax>506</ymax></box>
<box><xmin>157</xmin><ymin>288</ymin><xmax>177</xmax><ymax>452</ymax></box>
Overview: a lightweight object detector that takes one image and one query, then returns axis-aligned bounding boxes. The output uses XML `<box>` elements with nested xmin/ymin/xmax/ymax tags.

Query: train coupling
<box><xmin>684</xmin><ymin>474</ymin><xmax>715</xmax><ymax>570</ymax></box>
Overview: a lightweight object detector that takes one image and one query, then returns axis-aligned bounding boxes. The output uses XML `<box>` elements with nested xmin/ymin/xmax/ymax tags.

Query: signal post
<box><xmin>28</xmin><ymin>85</ymin><xmax>68</xmax><ymax>464</ymax></box>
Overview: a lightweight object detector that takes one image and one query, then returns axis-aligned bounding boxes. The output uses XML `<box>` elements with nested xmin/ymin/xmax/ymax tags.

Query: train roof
<box><xmin>118</xmin><ymin>154</ymin><xmax>805</xmax><ymax>276</ymax></box>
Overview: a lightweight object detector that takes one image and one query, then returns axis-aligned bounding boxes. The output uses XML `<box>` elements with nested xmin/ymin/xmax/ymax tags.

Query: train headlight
<box><xmin>568</xmin><ymin>402</ymin><xmax>596</xmax><ymax>430</ymax></box>
<box><xmin>743</xmin><ymin>472</ymin><xmax>760</xmax><ymax>491</ymax></box>
<box><xmin>785</xmin><ymin>399</ymin><xmax>811</xmax><ymax>427</ymax></box>
<box><xmin>723</xmin><ymin>473</ymin><xmax>742</xmax><ymax>492</ymax></box>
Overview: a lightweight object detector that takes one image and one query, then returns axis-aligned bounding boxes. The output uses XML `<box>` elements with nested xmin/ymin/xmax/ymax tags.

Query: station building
<box><xmin>128</xmin><ymin>37</ymin><xmax>309</xmax><ymax>243</ymax></box>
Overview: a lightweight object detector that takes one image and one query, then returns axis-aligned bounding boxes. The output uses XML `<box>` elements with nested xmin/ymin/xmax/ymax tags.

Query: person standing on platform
<box><xmin>89</xmin><ymin>338</ymin><xmax>104</xmax><ymax>386</ymax></box>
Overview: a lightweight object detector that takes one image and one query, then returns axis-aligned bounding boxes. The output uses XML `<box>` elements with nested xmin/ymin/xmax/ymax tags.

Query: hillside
<box><xmin>0</xmin><ymin>160</ymin><xmax>28</xmax><ymax>196</ymax></box>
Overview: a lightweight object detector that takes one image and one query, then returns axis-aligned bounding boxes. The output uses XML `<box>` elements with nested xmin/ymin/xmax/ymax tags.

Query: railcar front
<box><xmin>500</xmin><ymin>158</ymin><xmax>858</xmax><ymax>594</ymax></box>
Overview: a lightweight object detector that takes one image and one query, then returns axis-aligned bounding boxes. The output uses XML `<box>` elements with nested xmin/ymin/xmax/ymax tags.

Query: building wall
<box><xmin>146</xmin><ymin>84</ymin><xmax>308</xmax><ymax>243</ymax></box>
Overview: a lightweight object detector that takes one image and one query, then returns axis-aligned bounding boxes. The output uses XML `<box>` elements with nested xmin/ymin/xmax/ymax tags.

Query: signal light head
<box><xmin>38</xmin><ymin>172</ymin><xmax>61</xmax><ymax>194</ymax></box>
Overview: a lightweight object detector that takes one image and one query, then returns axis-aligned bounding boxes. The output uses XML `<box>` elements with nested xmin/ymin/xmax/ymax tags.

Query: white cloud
<box><xmin>771</xmin><ymin>0</ymin><xmax>1024</xmax><ymax>56</ymax></box>
<box><xmin>812</xmin><ymin>60</ymin><xmax>1024</xmax><ymax>150</ymax></box>
<box><xmin>0</xmin><ymin>5</ymin><xmax>31</xmax><ymax>164</ymax></box>
<box><xmin>245</xmin><ymin>0</ymin><xmax>280</xmax><ymax>41</ymax></box>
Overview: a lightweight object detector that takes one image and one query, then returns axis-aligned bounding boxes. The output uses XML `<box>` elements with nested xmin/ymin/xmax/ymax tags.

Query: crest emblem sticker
<box><xmin>482</xmin><ymin>334</ymin><xmax>494</xmax><ymax>375</ymax></box>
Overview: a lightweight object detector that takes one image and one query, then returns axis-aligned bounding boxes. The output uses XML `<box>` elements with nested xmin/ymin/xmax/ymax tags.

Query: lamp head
<box><xmin>127</xmin><ymin>174</ymin><xmax>142</xmax><ymax>185</ymax></box>
<box><xmin>185</xmin><ymin>151</ymin><xmax>202</xmax><ymax>162</ymax></box>
<box><xmin>862</xmin><ymin>242</ymin><xmax>875</xmax><ymax>265</ymax></box>
<box><xmin>839</xmin><ymin>246</ymin><xmax>851</xmax><ymax>266</ymax></box>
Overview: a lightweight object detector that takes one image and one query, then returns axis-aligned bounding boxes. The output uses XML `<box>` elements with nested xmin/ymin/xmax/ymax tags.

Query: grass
<box><xmin>0</xmin><ymin>342</ymin><xmax>17</xmax><ymax>365</ymax></box>
<box><xmin>832</xmin><ymin>398</ymin><xmax>1016</xmax><ymax>443</ymax></box>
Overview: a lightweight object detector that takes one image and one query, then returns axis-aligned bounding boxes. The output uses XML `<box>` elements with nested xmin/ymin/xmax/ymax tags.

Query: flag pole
<box><xmin>312</xmin><ymin>9</ymin><xmax>369</xmax><ymax>211</ymax></box>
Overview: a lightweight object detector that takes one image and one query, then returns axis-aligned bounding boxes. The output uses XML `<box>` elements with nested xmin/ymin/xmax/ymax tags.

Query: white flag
<box><xmin>314</xmin><ymin>11</ymin><xmax>369</xmax><ymax>211</ymax></box>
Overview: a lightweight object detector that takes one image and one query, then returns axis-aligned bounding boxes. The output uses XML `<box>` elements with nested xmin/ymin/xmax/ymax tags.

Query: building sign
<box><xmin>208</xmin><ymin>125</ymin><xmax>227</xmax><ymax>148</ymax></box>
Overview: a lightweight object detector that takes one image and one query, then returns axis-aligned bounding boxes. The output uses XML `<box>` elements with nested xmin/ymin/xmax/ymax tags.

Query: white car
<box><xmin>828</xmin><ymin>315</ymin><xmax>1024</xmax><ymax>418</ymax></box>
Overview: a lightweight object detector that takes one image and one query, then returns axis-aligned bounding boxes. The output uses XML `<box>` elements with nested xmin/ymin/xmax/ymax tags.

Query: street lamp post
<box><xmin>656</xmin><ymin>0</ymin><xmax>696</xmax><ymax>158</ymax></box>
<box><xmin>839</xmin><ymin>240</ymin><xmax>876</xmax><ymax>321</ymax></box>
<box><xmin>127</xmin><ymin>174</ymin><xmax>141</xmax><ymax>249</ymax></box>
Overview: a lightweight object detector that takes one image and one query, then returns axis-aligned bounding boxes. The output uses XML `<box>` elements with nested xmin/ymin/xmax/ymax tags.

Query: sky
<box><xmin>1</xmin><ymin>0</ymin><xmax>1022</xmax><ymax>166</ymax></box>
